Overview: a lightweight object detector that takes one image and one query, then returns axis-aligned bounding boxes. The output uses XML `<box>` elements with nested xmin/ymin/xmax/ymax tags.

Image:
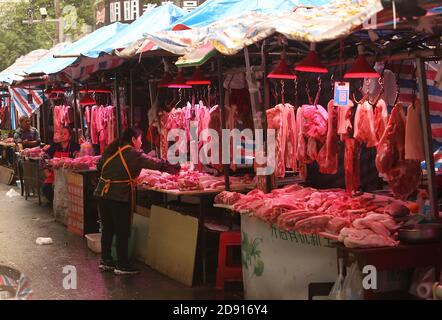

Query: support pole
<box><xmin>41</xmin><ymin>90</ymin><xmax>46</xmax><ymax>143</ymax></box>
<box><xmin>416</xmin><ymin>56</ymin><xmax>439</xmax><ymax>222</ymax></box>
<box><xmin>72</xmin><ymin>85</ymin><xmax>79</xmax><ymax>143</ymax></box>
<box><xmin>218</xmin><ymin>54</ymin><xmax>230</xmax><ymax>191</ymax></box>
<box><xmin>261</xmin><ymin>43</ymin><xmax>272</xmax><ymax>194</ymax></box>
<box><xmin>114</xmin><ymin>73</ymin><xmax>122</xmax><ymax>137</ymax></box>
<box><xmin>130</xmin><ymin>68</ymin><xmax>134</xmax><ymax>127</ymax></box>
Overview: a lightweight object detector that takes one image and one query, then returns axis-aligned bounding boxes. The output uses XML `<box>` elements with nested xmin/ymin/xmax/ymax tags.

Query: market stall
<box><xmin>2</xmin><ymin>0</ymin><xmax>442</xmax><ymax>300</ymax></box>
<box><xmin>139</xmin><ymin>0</ymin><xmax>442</xmax><ymax>298</ymax></box>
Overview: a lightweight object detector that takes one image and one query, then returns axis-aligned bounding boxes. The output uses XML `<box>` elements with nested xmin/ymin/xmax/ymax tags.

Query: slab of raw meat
<box><xmin>374</xmin><ymin>99</ymin><xmax>388</xmax><ymax>142</ymax></box>
<box><xmin>344</xmin><ymin>139</ymin><xmax>361</xmax><ymax>194</ymax></box>
<box><xmin>376</xmin><ymin>104</ymin><xmax>422</xmax><ymax>199</ymax></box>
<box><xmin>337</xmin><ymin>101</ymin><xmax>354</xmax><ymax>140</ymax></box>
<box><xmin>285</xmin><ymin>105</ymin><xmax>298</xmax><ymax>171</ymax></box>
<box><xmin>376</xmin><ymin>104</ymin><xmax>406</xmax><ymax>175</ymax></box>
<box><xmin>295</xmin><ymin>215</ymin><xmax>334</xmax><ymax>234</ymax></box>
<box><xmin>277</xmin><ymin>210</ymin><xmax>318</xmax><ymax>231</ymax></box>
<box><xmin>266</xmin><ymin>104</ymin><xmax>290</xmax><ymax>177</ymax></box>
<box><xmin>385</xmin><ymin>160</ymin><xmax>422</xmax><ymax>200</ymax></box>
<box><xmin>345</xmin><ymin>234</ymin><xmax>398</xmax><ymax>248</ymax></box>
<box><xmin>405</xmin><ymin>102</ymin><xmax>425</xmax><ymax>161</ymax></box>
<box><xmin>302</xmin><ymin>104</ymin><xmax>328</xmax><ymax>140</ymax></box>
<box><xmin>319</xmin><ymin>99</ymin><xmax>339</xmax><ymax>174</ymax></box>
<box><xmin>354</xmin><ymin>101</ymin><xmax>378</xmax><ymax>148</ymax></box>
<box><xmin>325</xmin><ymin>217</ymin><xmax>350</xmax><ymax>234</ymax></box>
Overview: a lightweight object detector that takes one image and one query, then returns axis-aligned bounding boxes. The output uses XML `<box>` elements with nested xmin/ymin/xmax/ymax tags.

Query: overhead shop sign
<box><xmin>99</xmin><ymin>0</ymin><xmax>205</xmax><ymax>26</ymax></box>
<box><xmin>109</xmin><ymin>0</ymin><xmax>140</xmax><ymax>23</ymax></box>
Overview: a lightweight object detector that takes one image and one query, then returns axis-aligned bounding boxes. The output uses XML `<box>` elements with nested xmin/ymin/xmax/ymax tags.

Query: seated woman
<box><xmin>42</xmin><ymin>126</ymin><xmax>80</xmax><ymax>203</ymax></box>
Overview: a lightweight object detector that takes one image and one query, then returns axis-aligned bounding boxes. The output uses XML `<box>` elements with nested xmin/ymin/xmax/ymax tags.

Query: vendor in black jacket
<box><xmin>94</xmin><ymin>127</ymin><xmax>180</xmax><ymax>275</ymax></box>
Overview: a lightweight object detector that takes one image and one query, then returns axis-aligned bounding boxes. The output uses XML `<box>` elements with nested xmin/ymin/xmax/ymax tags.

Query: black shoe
<box><xmin>114</xmin><ymin>264</ymin><xmax>139</xmax><ymax>275</ymax></box>
<box><xmin>99</xmin><ymin>260</ymin><xmax>116</xmax><ymax>272</ymax></box>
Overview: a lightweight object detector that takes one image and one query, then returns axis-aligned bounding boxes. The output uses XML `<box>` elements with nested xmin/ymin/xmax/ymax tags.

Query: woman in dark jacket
<box><xmin>94</xmin><ymin>127</ymin><xmax>179</xmax><ymax>275</ymax></box>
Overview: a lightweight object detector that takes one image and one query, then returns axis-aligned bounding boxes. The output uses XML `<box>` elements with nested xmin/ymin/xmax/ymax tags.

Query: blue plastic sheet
<box><xmin>171</xmin><ymin>0</ymin><xmax>330</xmax><ymax>28</ymax></box>
<box><xmin>83</xmin><ymin>3</ymin><xmax>186</xmax><ymax>58</ymax></box>
<box><xmin>24</xmin><ymin>23</ymin><xmax>127</xmax><ymax>75</ymax></box>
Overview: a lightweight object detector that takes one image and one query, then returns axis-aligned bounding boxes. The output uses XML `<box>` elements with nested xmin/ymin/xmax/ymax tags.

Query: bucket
<box><xmin>85</xmin><ymin>228</ymin><xmax>136</xmax><ymax>260</ymax></box>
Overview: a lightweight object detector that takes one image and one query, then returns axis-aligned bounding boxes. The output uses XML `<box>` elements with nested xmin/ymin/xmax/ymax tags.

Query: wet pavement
<box><xmin>0</xmin><ymin>184</ymin><xmax>243</xmax><ymax>300</ymax></box>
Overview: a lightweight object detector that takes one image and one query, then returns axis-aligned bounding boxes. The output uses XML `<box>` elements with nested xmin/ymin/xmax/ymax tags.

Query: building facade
<box><xmin>96</xmin><ymin>0</ymin><xmax>205</xmax><ymax>27</ymax></box>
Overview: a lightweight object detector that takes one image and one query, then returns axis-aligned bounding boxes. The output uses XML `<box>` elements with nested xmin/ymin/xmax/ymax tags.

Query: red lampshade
<box><xmin>79</xmin><ymin>88</ymin><xmax>112</xmax><ymax>94</ymax></box>
<box><xmin>294</xmin><ymin>51</ymin><xmax>328</xmax><ymax>73</ymax></box>
<box><xmin>344</xmin><ymin>54</ymin><xmax>380</xmax><ymax>78</ymax></box>
<box><xmin>172</xmin><ymin>24</ymin><xmax>191</xmax><ymax>31</ymax></box>
<box><xmin>79</xmin><ymin>93</ymin><xmax>97</xmax><ymax>106</ymax></box>
<box><xmin>267</xmin><ymin>58</ymin><xmax>297</xmax><ymax>80</ymax></box>
<box><xmin>157</xmin><ymin>72</ymin><xmax>173</xmax><ymax>88</ymax></box>
<box><xmin>46</xmin><ymin>88</ymin><xmax>65</xmax><ymax>100</ymax></box>
<box><xmin>48</xmin><ymin>93</ymin><xmax>59</xmax><ymax>100</ymax></box>
<box><xmin>186</xmin><ymin>68</ymin><xmax>211</xmax><ymax>85</ymax></box>
<box><xmin>168</xmin><ymin>70</ymin><xmax>192</xmax><ymax>89</ymax></box>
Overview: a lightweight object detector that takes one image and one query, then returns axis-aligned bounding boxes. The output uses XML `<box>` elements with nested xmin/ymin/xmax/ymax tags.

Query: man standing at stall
<box><xmin>95</xmin><ymin>127</ymin><xmax>180</xmax><ymax>275</ymax></box>
<box><xmin>13</xmin><ymin>115</ymin><xmax>41</xmax><ymax>150</ymax></box>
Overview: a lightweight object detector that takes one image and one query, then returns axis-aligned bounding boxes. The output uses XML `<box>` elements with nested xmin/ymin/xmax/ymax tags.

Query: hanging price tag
<box><xmin>334</xmin><ymin>82</ymin><xmax>350</xmax><ymax>107</ymax></box>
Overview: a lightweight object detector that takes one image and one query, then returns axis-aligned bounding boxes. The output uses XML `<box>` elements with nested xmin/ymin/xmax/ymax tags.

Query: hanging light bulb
<box><xmin>294</xmin><ymin>43</ymin><xmax>328</xmax><ymax>73</ymax></box>
<box><xmin>344</xmin><ymin>45</ymin><xmax>380</xmax><ymax>79</ymax></box>
<box><xmin>168</xmin><ymin>69</ymin><xmax>192</xmax><ymax>89</ymax></box>
<box><xmin>186</xmin><ymin>67</ymin><xmax>211</xmax><ymax>85</ymax></box>
<box><xmin>267</xmin><ymin>52</ymin><xmax>297</xmax><ymax>80</ymax></box>
<box><xmin>79</xmin><ymin>93</ymin><xmax>97</xmax><ymax>106</ymax></box>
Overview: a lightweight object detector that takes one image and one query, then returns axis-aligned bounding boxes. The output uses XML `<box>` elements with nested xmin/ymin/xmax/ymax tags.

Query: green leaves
<box><xmin>0</xmin><ymin>0</ymin><xmax>95</xmax><ymax>71</ymax></box>
<box><xmin>241</xmin><ymin>232</ymin><xmax>265</xmax><ymax>277</ymax></box>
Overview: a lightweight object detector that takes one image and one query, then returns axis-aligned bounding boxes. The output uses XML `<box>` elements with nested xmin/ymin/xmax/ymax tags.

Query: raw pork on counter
<box><xmin>137</xmin><ymin>167</ymin><xmax>255</xmax><ymax>192</ymax></box>
<box><xmin>214</xmin><ymin>184</ymin><xmax>403</xmax><ymax>248</ymax></box>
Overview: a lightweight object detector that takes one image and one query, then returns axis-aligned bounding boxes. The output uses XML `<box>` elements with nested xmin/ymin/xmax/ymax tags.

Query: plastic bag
<box><xmin>409</xmin><ymin>267</ymin><xmax>436</xmax><ymax>300</ymax></box>
<box><xmin>329</xmin><ymin>258</ymin><xmax>345</xmax><ymax>300</ymax></box>
<box><xmin>6</xmin><ymin>189</ymin><xmax>20</xmax><ymax>197</ymax></box>
<box><xmin>342</xmin><ymin>262</ymin><xmax>364</xmax><ymax>300</ymax></box>
<box><xmin>36</xmin><ymin>237</ymin><xmax>53</xmax><ymax>245</ymax></box>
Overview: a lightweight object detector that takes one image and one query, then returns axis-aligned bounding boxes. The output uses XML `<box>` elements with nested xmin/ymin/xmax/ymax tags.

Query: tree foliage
<box><xmin>0</xmin><ymin>0</ymin><xmax>95</xmax><ymax>72</ymax></box>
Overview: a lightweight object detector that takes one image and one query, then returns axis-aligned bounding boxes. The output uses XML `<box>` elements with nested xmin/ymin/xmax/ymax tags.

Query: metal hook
<box><xmin>280</xmin><ymin>80</ymin><xmax>285</xmax><ymax>105</ymax></box>
<box><xmin>175</xmin><ymin>88</ymin><xmax>183</xmax><ymax>108</ymax></box>
<box><xmin>368</xmin><ymin>76</ymin><xmax>385</xmax><ymax>107</ymax></box>
<box><xmin>306</xmin><ymin>81</ymin><xmax>313</xmax><ymax>105</ymax></box>
<box><xmin>314</xmin><ymin>76</ymin><xmax>322</xmax><ymax>107</ymax></box>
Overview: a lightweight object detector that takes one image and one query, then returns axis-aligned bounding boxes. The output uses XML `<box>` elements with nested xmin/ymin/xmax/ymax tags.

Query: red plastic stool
<box><xmin>216</xmin><ymin>231</ymin><xmax>242</xmax><ymax>290</ymax></box>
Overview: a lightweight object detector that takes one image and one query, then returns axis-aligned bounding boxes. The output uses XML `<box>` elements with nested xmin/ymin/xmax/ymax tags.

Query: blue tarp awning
<box><xmin>83</xmin><ymin>3</ymin><xmax>186</xmax><ymax>58</ymax></box>
<box><xmin>24</xmin><ymin>22</ymin><xmax>127</xmax><ymax>76</ymax></box>
<box><xmin>169</xmin><ymin>0</ymin><xmax>330</xmax><ymax>29</ymax></box>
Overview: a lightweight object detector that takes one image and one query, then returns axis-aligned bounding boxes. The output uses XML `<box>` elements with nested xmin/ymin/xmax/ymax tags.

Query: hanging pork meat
<box><xmin>405</xmin><ymin>101</ymin><xmax>425</xmax><ymax>161</ymax></box>
<box><xmin>266</xmin><ymin>104</ymin><xmax>296</xmax><ymax>178</ymax></box>
<box><xmin>345</xmin><ymin>138</ymin><xmax>361</xmax><ymax>194</ymax></box>
<box><xmin>376</xmin><ymin>104</ymin><xmax>422</xmax><ymax>200</ymax></box>
<box><xmin>285</xmin><ymin>105</ymin><xmax>298</xmax><ymax>172</ymax></box>
<box><xmin>373</xmin><ymin>99</ymin><xmax>389</xmax><ymax>142</ymax></box>
<box><xmin>354</xmin><ymin>101</ymin><xmax>378</xmax><ymax>148</ymax></box>
<box><xmin>319</xmin><ymin>99</ymin><xmax>339</xmax><ymax>174</ymax></box>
